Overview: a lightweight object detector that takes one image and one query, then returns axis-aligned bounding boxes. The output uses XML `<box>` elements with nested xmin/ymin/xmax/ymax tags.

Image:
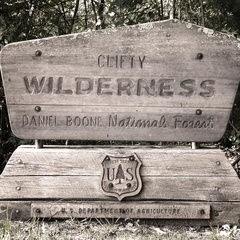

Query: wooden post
<box><xmin>191</xmin><ymin>142</ymin><xmax>199</xmax><ymax>149</ymax></box>
<box><xmin>35</xmin><ymin>140</ymin><xmax>43</xmax><ymax>149</ymax></box>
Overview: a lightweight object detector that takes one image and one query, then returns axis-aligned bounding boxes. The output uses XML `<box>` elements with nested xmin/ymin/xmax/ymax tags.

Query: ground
<box><xmin>0</xmin><ymin>218</ymin><xmax>240</xmax><ymax>240</ymax></box>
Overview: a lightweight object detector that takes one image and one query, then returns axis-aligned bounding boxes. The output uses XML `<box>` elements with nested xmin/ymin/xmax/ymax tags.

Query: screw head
<box><xmin>34</xmin><ymin>106</ymin><xmax>41</xmax><ymax>112</ymax></box>
<box><xmin>129</xmin><ymin>156</ymin><xmax>135</xmax><ymax>161</ymax></box>
<box><xmin>105</xmin><ymin>156</ymin><xmax>110</xmax><ymax>161</ymax></box>
<box><xmin>196</xmin><ymin>53</ymin><xmax>204</xmax><ymax>60</ymax></box>
<box><xmin>16</xmin><ymin>186</ymin><xmax>21</xmax><ymax>191</ymax></box>
<box><xmin>200</xmin><ymin>209</ymin><xmax>205</xmax><ymax>215</ymax></box>
<box><xmin>196</xmin><ymin>109</ymin><xmax>202</xmax><ymax>115</ymax></box>
<box><xmin>35</xmin><ymin>208</ymin><xmax>41</xmax><ymax>214</ymax></box>
<box><xmin>216</xmin><ymin>161</ymin><xmax>221</xmax><ymax>166</ymax></box>
<box><xmin>108</xmin><ymin>183</ymin><xmax>113</xmax><ymax>188</ymax></box>
<box><xmin>17</xmin><ymin>159</ymin><xmax>22</xmax><ymax>164</ymax></box>
<box><xmin>15</xmin><ymin>209</ymin><xmax>20</xmax><ymax>214</ymax></box>
<box><xmin>127</xmin><ymin>183</ymin><xmax>132</xmax><ymax>188</ymax></box>
<box><xmin>35</xmin><ymin>50</ymin><xmax>42</xmax><ymax>57</ymax></box>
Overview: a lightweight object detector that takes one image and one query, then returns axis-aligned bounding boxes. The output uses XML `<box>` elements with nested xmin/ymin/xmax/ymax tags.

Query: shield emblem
<box><xmin>100</xmin><ymin>154</ymin><xmax>142</xmax><ymax>201</ymax></box>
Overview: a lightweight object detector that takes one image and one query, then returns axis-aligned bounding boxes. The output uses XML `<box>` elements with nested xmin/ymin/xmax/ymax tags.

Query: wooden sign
<box><xmin>31</xmin><ymin>202</ymin><xmax>210</xmax><ymax>219</ymax></box>
<box><xmin>1</xmin><ymin>19</ymin><xmax>240</xmax><ymax>141</ymax></box>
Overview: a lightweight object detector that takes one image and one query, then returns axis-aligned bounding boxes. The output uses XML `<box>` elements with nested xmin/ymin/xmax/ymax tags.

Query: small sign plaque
<box><xmin>31</xmin><ymin>202</ymin><xmax>210</xmax><ymax>219</ymax></box>
<box><xmin>101</xmin><ymin>154</ymin><xmax>142</xmax><ymax>201</ymax></box>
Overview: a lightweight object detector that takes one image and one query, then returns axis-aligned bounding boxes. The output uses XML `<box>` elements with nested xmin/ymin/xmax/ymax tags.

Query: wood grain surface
<box><xmin>31</xmin><ymin>202</ymin><xmax>210</xmax><ymax>219</ymax></box>
<box><xmin>1</xmin><ymin>19</ymin><xmax>240</xmax><ymax>141</ymax></box>
<box><xmin>1</xmin><ymin>175</ymin><xmax>240</xmax><ymax>201</ymax></box>
<box><xmin>4</xmin><ymin>146</ymin><xmax>237</xmax><ymax>176</ymax></box>
<box><xmin>0</xmin><ymin>200</ymin><xmax>239</xmax><ymax>225</ymax></box>
<box><xmin>1</xmin><ymin>145</ymin><xmax>240</xmax><ymax>224</ymax></box>
<box><xmin>1</xmin><ymin>146</ymin><xmax>240</xmax><ymax>202</ymax></box>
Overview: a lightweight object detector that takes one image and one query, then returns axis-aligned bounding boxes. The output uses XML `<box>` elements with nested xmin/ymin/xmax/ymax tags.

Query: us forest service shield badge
<box><xmin>100</xmin><ymin>154</ymin><xmax>142</xmax><ymax>201</ymax></box>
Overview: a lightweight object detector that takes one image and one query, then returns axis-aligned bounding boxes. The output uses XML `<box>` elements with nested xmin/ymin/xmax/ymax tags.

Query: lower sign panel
<box><xmin>31</xmin><ymin>202</ymin><xmax>210</xmax><ymax>219</ymax></box>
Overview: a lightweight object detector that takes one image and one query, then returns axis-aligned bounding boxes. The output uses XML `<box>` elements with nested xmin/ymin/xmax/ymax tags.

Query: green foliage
<box><xmin>204</xmin><ymin>0</ymin><xmax>240</xmax><ymax>35</ymax></box>
<box><xmin>1</xmin><ymin>0</ymin><xmax>240</xmax><ymax>167</ymax></box>
<box><xmin>0</xmin><ymin>219</ymin><xmax>239</xmax><ymax>239</ymax></box>
<box><xmin>223</xmin><ymin>83</ymin><xmax>240</xmax><ymax>149</ymax></box>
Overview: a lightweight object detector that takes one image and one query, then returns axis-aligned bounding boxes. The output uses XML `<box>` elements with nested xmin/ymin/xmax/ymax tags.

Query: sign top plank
<box><xmin>1</xmin><ymin>19</ymin><xmax>240</xmax><ymax>142</ymax></box>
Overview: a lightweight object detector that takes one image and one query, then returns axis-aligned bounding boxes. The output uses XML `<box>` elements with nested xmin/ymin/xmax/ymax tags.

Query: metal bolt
<box><xmin>216</xmin><ymin>161</ymin><xmax>221</xmax><ymax>166</ymax></box>
<box><xmin>35</xmin><ymin>208</ymin><xmax>41</xmax><ymax>214</ymax></box>
<box><xmin>17</xmin><ymin>159</ymin><xmax>22</xmax><ymax>164</ymax></box>
<box><xmin>200</xmin><ymin>209</ymin><xmax>205</xmax><ymax>215</ymax></box>
<box><xmin>196</xmin><ymin>53</ymin><xmax>204</xmax><ymax>60</ymax></box>
<box><xmin>196</xmin><ymin>109</ymin><xmax>202</xmax><ymax>115</ymax></box>
<box><xmin>34</xmin><ymin>106</ymin><xmax>41</xmax><ymax>112</ymax></box>
<box><xmin>105</xmin><ymin>156</ymin><xmax>110</xmax><ymax>161</ymax></box>
<box><xmin>16</xmin><ymin>186</ymin><xmax>21</xmax><ymax>191</ymax></box>
<box><xmin>127</xmin><ymin>183</ymin><xmax>132</xmax><ymax>188</ymax></box>
<box><xmin>15</xmin><ymin>209</ymin><xmax>20</xmax><ymax>214</ymax></box>
<box><xmin>129</xmin><ymin>156</ymin><xmax>135</xmax><ymax>161</ymax></box>
<box><xmin>108</xmin><ymin>183</ymin><xmax>113</xmax><ymax>188</ymax></box>
<box><xmin>35</xmin><ymin>50</ymin><xmax>42</xmax><ymax>57</ymax></box>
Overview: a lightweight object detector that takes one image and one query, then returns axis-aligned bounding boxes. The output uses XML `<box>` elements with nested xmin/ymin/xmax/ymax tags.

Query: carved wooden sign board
<box><xmin>1</xmin><ymin>19</ymin><xmax>240</xmax><ymax>142</ymax></box>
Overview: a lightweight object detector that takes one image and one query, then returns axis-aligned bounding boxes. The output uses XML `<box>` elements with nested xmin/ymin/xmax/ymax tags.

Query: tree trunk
<box><xmin>200</xmin><ymin>0</ymin><xmax>205</xmax><ymax>27</ymax></box>
<box><xmin>170</xmin><ymin>0</ymin><xmax>176</xmax><ymax>19</ymax></box>
<box><xmin>83</xmin><ymin>0</ymin><xmax>88</xmax><ymax>30</ymax></box>
<box><xmin>160</xmin><ymin>0</ymin><xmax>164</xmax><ymax>19</ymax></box>
<box><xmin>69</xmin><ymin>0</ymin><xmax>80</xmax><ymax>33</ymax></box>
<box><xmin>98</xmin><ymin>0</ymin><xmax>105</xmax><ymax>29</ymax></box>
<box><xmin>178</xmin><ymin>0</ymin><xmax>182</xmax><ymax>20</ymax></box>
<box><xmin>173</xmin><ymin>0</ymin><xmax>176</xmax><ymax>19</ymax></box>
<box><xmin>91</xmin><ymin>0</ymin><xmax>98</xmax><ymax>29</ymax></box>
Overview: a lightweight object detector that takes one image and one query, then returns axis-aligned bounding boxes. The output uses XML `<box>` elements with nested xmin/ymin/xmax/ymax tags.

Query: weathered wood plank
<box><xmin>0</xmin><ymin>175</ymin><xmax>239</xmax><ymax>201</ymax></box>
<box><xmin>3</xmin><ymin>146</ymin><xmax>239</xmax><ymax>202</ymax></box>
<box><xmin>8</xmin><ymin>105</ymin><xmax>230</xmax><ymax>141</ymax></box>
<box><xmin>0</xmin><ymin>201</ymin><xmax>240</xmax><ymax>226</ymax></box>
<box><xmin>2</xmin><ymin>78</ymin><xmax>239</xmax><ymax>108</ymax></box>
<box><xmin>1</xmin><ymin>20</ymin><xmax>240</xmax><ymax>141</ymax></box>
<box><xmin>31</xmin><ymin>202</ymin><xmax>210</xmax><ymax>219</ymax></box>
<box><xmin>4</xmin><ymin>146</ymin><xmax>236</xmax><ymax>177</ymax></box>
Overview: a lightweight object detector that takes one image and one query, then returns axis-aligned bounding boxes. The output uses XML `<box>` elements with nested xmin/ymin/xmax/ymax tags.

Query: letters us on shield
<box><xmin>100</xmin><ymin>154</ymin><xmax>142</xmax><ymax>201</ymax></box>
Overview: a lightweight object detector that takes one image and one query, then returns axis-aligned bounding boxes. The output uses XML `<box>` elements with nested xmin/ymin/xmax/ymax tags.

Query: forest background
<box><xmin>1</xmin><ymin>0</ymin><xmax>240</xmax><ymax>170</ymax></box>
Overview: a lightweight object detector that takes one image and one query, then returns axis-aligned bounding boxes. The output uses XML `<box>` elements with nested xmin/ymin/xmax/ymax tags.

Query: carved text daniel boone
<box><xmin>23</xmin><ymin>77</ymin><xmax>215</xmax><ymax>97</ymax></box>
